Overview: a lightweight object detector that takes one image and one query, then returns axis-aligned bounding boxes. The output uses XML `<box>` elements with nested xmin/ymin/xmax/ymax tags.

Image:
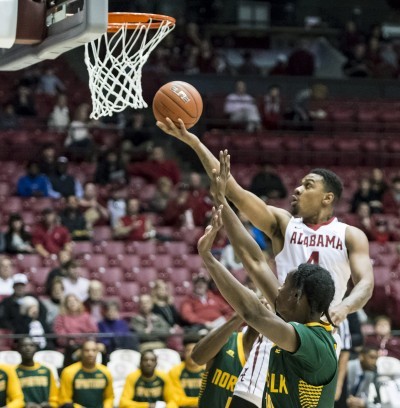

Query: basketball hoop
<box><xmin>84</xmin><ymin>13</ymin><xmax>175</xmax><ymax>119</ymax></box>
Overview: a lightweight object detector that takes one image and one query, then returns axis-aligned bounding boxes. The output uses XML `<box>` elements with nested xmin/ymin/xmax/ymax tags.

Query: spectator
<box><xmin>382</xmin><ymin>176</ymin><xmax>400</xmax><ymax>215</ymax></box>
<box><xmin>352</xmin><ymin>203</ymin><xmax>375</xmax><ymax>240</ymax></box>
<box><xmin>0</xmin><ymin>103</ymin><xmax>19</xmax><ymax>129</ymax></box>
<box><xmin>5</xmin><ymin>213</ymin><xmax>34</xmax><ymax>254</ymax></box>
<box><xmin>197</xmin><ymin>40</ymin><xmax>218</xmax><ymax>74</ymax></box>
<box><xmin>365</xmin><ymin>315</ymin><xmax>400</xmax><ymax>360</ymax></box>
<box><xmin>187</xmin><ymin>172</ymin><xmax>213</xmax><ymax>225</ymax></box>
<box><xmin>130</xmin><ymin>294</ymin><xmax>171</xmax><ymax>351</ymax></box>
<box><xmin>98</xmin><ymin>300</ymin><xmax>140</xmax><ymax>354</ymax></box>
<box><xmin>32</xmin><ymin>208</ymin><xmax>71</xmax><ymax>258</ymax></box>
<box><xmin>49</xmin><ymin>156</ymin><xmax>83</xmax><ymax>199</ymax></box>
<box><xmin>122</xmin><ymin>112</ymin><xmax>153</xmax><ymax>155</ymax></box>
<box><xmin>346</xmin><ymin>346</ymin><xmax>380</xmax><ymax>408</ymax></box>
<box><xmin>48</xmin><ymin>93</ymin><xmax>70</xmax><ymax>131</ymax></box>
<box><xmin>38</xmin><ymin>144</ymin><xmax>57</xmax><ymax>176</ymax></box>
<box><xmin>149</xmin><ymin>176</ymin><xmax>174</xmax><ymax>213</ymax></box>
<box><xmin>293</xmin><ymin>83</ymin><xmax>329</xmax><ymax>123</ymax></box>
<box><xmin>287</xmin><ymin>39</ymin><xmax>315</xmax><ymax>76</ymax></box>
<box><xmin>129</xmin><ymin>146</ymin><xmax>181</xmax><ymax>185</ymax></box>
<box><xmin>45</xmin><ymin>249</ymin><xmax>72</xmax><ymax>294</ymax></box>
<box><xmin>16</xmin><ymin>336</ymin><xmax>59</xmax><ymax>408</ymax></box>
<box><xmin>350</xmin><ymin>178</ymin><xmax>381</xmax><ymax>214</ymax></box>
<box><xmin>339</xmin><ymin>20</ymin><xmax>364</xmax><ymax>57</ymax></box>
<box><xmin>94</xmin><ymin>149</ymin><xmax>127</xmax><ymax>186</ymax></box>
<box><xmin>120</xmin><ymin>350</ymin><xmax>177</xmax><ymax>408</ymax></box>
<box><xmin>0</xmin><ymin>363</ymin><xmax>24</xmax><ymax>408</ymax></box>
<box><xmin>38</xmin><ymin>68</ymin><xmax>65</xmax><ymax>96</ymax></box>
<box><xmin>53</xmin><ymin>294</ymin><xmax>98</xmax><ymax>349</ymax></box>
<box><xmin>151</xmin><ymin>279</ymin><xmax>184</xmax><ymax>328</ymax></box>
<box><xmin>343</xmin><ymin>43</ymin><xmax>370</xmax><ymax>78</ymax></box>
<box><xmin>369</xmin><ymin>168</ymin><xmax>388</xmax><ymax>202</ymax></box>
<box><xmin>0</xmin><ymin>274</ymin><xmax>47</xmax><ymax>333</ymax></box>
<box><xmin>84</xmin><ymin>280</ymin><xmax>105</xmax><ymax>323</ymax></box>
<box><xmin>169</xmin><ymin>341</ymin><xmax>205</xmax><ymax>408</ymax></box>
<box><xmin>79</xmin><ymin>183</ymin><xmax>109</xmax><ymax>229</ymax></box>
<box><xmin>61</xmin><ymin>261</ymin><xmax>90</xmax><ymax>302</ymax></box>
<box><xmin>59</xmin><ymin>340</ymin><xmax>113</xmax><ymax>408</ymax></box>
<box><xmin>0</xmin><ymin>256</ymin><xmax>14</xmax><ymax>296</ymax></box>
<box><xmin>249</xmin><ymin>163</ymin><xmax>287</xmax><ymax>200</ymax></box>
<box><xmin>107</xmin><ymin>185</ymin><xmax>127</xmax><ymax>227</ymax></box>
<box><xmin>17</xmin><ymin>161</ymin><xmax>60</xmax><ymax>198</ymax></box>
<box><xmin>262</xmin><ymin>85</ymin><xmax>283</xmax><ymax>129</ymax></box>
<box><xmin>12</xmin><ymin>86</ymin><xmax>36</xmax><ymax>116</ymax></box>
<box><xmin>60</xmin><ymin>195</ymin><xmax>91</xmax><ymax>241</ymax></box>
<box><xmin>180</xmin><ymin>274</ymin><xmax>232</xmax><ymax>332</ymax></box>
<box><xmin>41</xmin><ymin>277</ymin><xmax>64</xmax><ymax>327</ymax></box>
<box><xmin>113</xmin><ymin>198</ymin><xmax>155</xmax><ymax>241</ymax></box>
<box><xmin>269</xmin><ymin>54</ymin><xmax>288</xmax><ymax>76</ymax></box>
<box><xmin>224</xmin><ymin>80</ymin><xmax>261</xmax><ymax>132</ymax></box>
<box><xmin>16</xmin><ymin>296</ymin><xmax>51</xmax><ymax>350</ymax></box>
<box><xmin>237</xmin><ymin>51</ymin><xmax>260</xmax><ymax>75</ymax></box>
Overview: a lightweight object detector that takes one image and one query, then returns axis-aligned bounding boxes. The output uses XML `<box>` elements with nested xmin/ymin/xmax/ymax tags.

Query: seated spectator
<box><xmin>120</xmin><ymin>350</ymin><xmax>176</xmax><ymax>408</ymax></box>
<box><xmin>38</xmin><ymin>144</ymin><xmax>57</xmax><ymax>176</ymax></box>
<box><xmin>59</xmin><ymin>340</ymin><xmax>113</xmax><ymax>408</ymax></box>
<box><xmin>180</xmin><ymin>273</ymin><xmax>232</xmax><ymax>332</ymax></box>
<box><xmin>60</xmin><ymin>195</ymin><xmax>91</xmax><ymax>240</ymax></box>
<box><xmin>5</xmin><ymin>213</ymin><xmax>34</xmax><ymax>254</ymax></box>
<box><xmin>237</xmin><ymin>51</ymin><xmax>260</xmax><ymax>75</ymax></box>
<box><xmin>292</xmin><ymin>83</ymin><xmax>329</xmax><ymax>123</ymax></box>
<box><xmin>32</xmin><ymin>208</ymin><xmax>71</xmax><ymax>258</ymax></box>
<box><xmin>149</xmin><ymin>176</ymin><xmax>173</xmax><ymax>213</ymax></box>
<box><xmin>269</xmin><ymin>54</ymin><xmax>288</xmax><ymax>76</ymax></box>
<box><xmin>53</xmin><ymin>294</ymin><xmax>98</xmax><ymax>349</ymax></box>
<box><xmin>0</xmin><ymin>256</ymin><xmax>14</xmax><ymax>297</ymax></box>
<box><xmin>0</xmin><ymin>364</ymin><xmax>24</xmax><ymax>408</ymax></box>
<box><xmin>17</xmin><ymin>161</ymin><xmax>60</xmax><ymax>198</ymax></box>
<box><xmin>49</xmin><ymin>156</ymin><xmax>83</xmax><ymax>198</ymax></box>
<box><xmin>42</xmin><ymin>277</ymin><xmax>64</xmax><ymax>327</ymax></box>
<box><xmin>94</xmin><ymin>149</ymin><xmax>127</xmax><ymax>186</ymax></box>
<box><xmin>365</xmin><ymin>315</ymin><xmax>400</xmax><ymax>359</ymax></box>
<box><xmin>79</xmin><ymin>183</ymin><xmax>109</xmax><ymax>229</ymax></box>
<box><xmin>262</xmin><ymin>85</ymin><xmax>283</xmax><ymax>129</ymax></box>
<box><xmin>187</xmin><ymin>172</ymin><xmax>213</xmax><ymax>225</ymax></box>
<box><xmin>98</xmin><ymin>300</ymin><xmax>140</xmax><ymax>354</ymax></box>
<box><xmin>130</xmin><ymin>294</ymin><xmax>171</xmax><ymax>351</ymax></box>
<box><xmin>0</xmin><ymin>274</ymin><xmax>47</xmax><ymax>333</ymax></box>
<box><xmin>45</xmin><ymin>248</ymin><xmax>72</xmax><ymax>294</ymax></box>
<box><xmin>113</xmin><ymin>198</ymin><xmax>155</xmax><ymax>241</ymax></box>
<box><xmin>351</xmin><ymin>177</ymin><xmax>382</xmax><ymax>214</ymax></box>
<box><xmin>224</xmin><ymin>80</ymin><xmax>261</xmax><ymax>132</ymax></box>
<box><xmin>12</xmin><ymin>86</ymin><xmax>36</xmax><ymax>116</ymax></box>
<box><xmin>163</xmin><ymin>184</ymin><xmax>195</xmax><ymax>228</ymax></box>
<box><xmin>107</xmin><ymin>185</ymin><xmax>127</xmax><ymax>227</ymax></box>
<box><xmin>16</xmin><ymin>296</ymin><xmax>51</xmax><ymax>350</ymax></box>
<box><xmin>370</xmin><ymin>168</ymin><xmax>388</xmax><ymax>203</ymax></box>
<box><xmin>38</xmin><ymin>68</ymin><xmax>65</xmax><ymax>96</ymax></box>
<box><xmin>382</xmin><ymin>176</ymin><xmax>400</xmax><ymax>215</ymax></box>
<box><xmin>0</xmin><ymin>103</ymin><xmax>19</xmax><ymax>129</ymax></box>
<box><xmin>129</xmin><ymin>146</ymin><xmax>181</xmax><ymax>185</ymax></box>
<box><xmin>249</xmin><ymin>163</ymin><xmax>287</xmax><ymax>201</ymax></box>
<box><xmin>16</xmin><ymin>336</ymin><xmax>58</xmax><ymax>407</ymax></box>
<box><xmin>48</xmin><ymin>93</ymin><xmax>70</xmax><ymax>131</ymax></box>
<box><xmin>84</xmin><ymin>280</ymin><xmax>105</xmax><ymax>323</ymax></box>
<box><xmin>62</xmin><ymin>261</ymin><xmax>90</xmax><ymax>302</ymax></box>
<box><xmin>287</xmin><ymin>39</ymin><xmax>315</xmax><ymax>76</ymax></box>
<box><xmin>351</xmin><ymin>203</ymin><xmax>375</xmax><ymax>240</ymax></box>
<box><xmin>151</xmin><ymin>279</ymin><xmax>184</xmax><ymax>328</ymax></box>
<box><xmin>169</xmin><ymin>341</ymin><xmax>205</xmax><ymax>408</ymax></box>
<box><xmin>343</xmin><ymin>43</ymin><xmax>371</xmax><ymax>77</ymax></box>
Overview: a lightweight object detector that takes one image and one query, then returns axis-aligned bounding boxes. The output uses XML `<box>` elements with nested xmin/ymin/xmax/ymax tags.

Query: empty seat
<box><xmin>159</xmin><ymin>242</ymin><xmax>189</xmax><ymax>256</ymax></box>
<box><xmin>82</xmin><ymin>254</ymin><xmax>108</xmax><ymax>270</ymax></box>
<box><xmin>127</xmin><ymin>241</ymin><xmax>156</xmax><ymax>256</ymax></box>
<box><xmin>153</xmin><ymin>254</ymin><xmax>173</xmax><ymax>270</ymax></box>
<box><xmin>109</xmin><ymin>349</ymin><xmax>141</xmax><ymax>367</ymax></box>
<box><xmin>107</xmin><ymin>360</ymin><xmax>135</xmax><ymax>383</ymax></box>
<box><xmin>93</xmin><ymin>226</ymin><xmax>113</xmax><ymax>242</ymax></box>
<box><xmin>16</xmin><ymin>254</ymin><xmax>42</xmax><ymax>271</ymax></box>
<box><xmin>72</xmin><ymin>242</ymin><xmax>94</xmax><ymax>257</ymax></box>
<box><xmin>154</xmin><ymin>348</ymin><xmax>181</xmax><ymax>372</ymax></box>
<box><xmin>0</xmin><ymin>351</ymin><xmax>21</xmax><ymax>365</ymax></box>
<box><xmin>166</xmin><ymin>267</ymin><xmax>192</xmax><ymax>286</ymax></box>
<box><xmin>29</xmin><ymin>267</ymin><xmax>49</xmax><ymax>294</ymax></box>
<box><xmin>34</xmin><ymin>350</ymin><xmax>64</xmax><ymax>369</ymax></box>
<box><xmin>182</xmin><ymin>254</ymin><xmax>204</xmax><ymax>270</ymax></box>
<box><xmin>129</xmin><ymin>267</ymin><xmax>158</xmax><ymax>287</ymax></box>
<box><xmin>97</xmin><ymin>267</ymin><xmax>124</xmax><ymax>295</ymax></box>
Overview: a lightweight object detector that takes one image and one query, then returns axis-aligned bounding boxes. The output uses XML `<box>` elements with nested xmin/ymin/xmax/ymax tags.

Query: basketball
<box><xmin>153</xmin><ymin>81</ymin><xmax>203</xmax><ymax>129</ymax></box>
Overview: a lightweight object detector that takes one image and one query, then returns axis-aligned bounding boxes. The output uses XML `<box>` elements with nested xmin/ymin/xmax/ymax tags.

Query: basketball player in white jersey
<box><xmin>157</xmin><ymin>119</ymin><xmax>374</xmax><ymax>406</ymax></box>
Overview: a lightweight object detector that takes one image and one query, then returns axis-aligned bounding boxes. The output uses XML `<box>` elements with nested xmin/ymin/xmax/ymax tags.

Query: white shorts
<box><xmin>233</xmin><ymin>335</ymin><xmax>272</xmax><ymax>408</ymax></box>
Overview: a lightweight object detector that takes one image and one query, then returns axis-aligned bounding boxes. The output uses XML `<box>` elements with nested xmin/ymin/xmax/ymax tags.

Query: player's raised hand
<box><xmin>156</xmin><ymin>118</ymin><xmax>198</xmax><ymax>146</ymax></box>
<box><xmin>210</xmin><ymin>150</ymin><xmax>231</xmax><ymax>203</ymax></box>
<box><xmin>197</xmin><ymin>206</ymin><xmax>224</xmax><ymax>254</ymax></box>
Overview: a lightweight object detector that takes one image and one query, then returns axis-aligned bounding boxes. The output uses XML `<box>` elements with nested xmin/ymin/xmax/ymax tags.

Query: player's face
<box><xmin>81</xmin><ymin>341</ymin><xmax>98</xmax><ymax>365</ymax></box>
<box><xmin>140</xmin><ymin>352</ymin><xmax>157</xmax><ymax>376</ymax></box>
<box><xmin>360</xmin><ymin>350</ymin><xmax>378</xmax><ymax>371</ymax></box>
<box><xmin>291</xmin><ymin>173</ymin><xmax>327</xmax><ymax>217</ymax></box>
<box><xmin>19</xmin><ymin>337</ymin><xmax>37</xmax><ymax>360</ymax></box>
<box><xmin>274</xmin><ymin>272</ymin><xmax>299</xmax><ymax>321</ymax></box>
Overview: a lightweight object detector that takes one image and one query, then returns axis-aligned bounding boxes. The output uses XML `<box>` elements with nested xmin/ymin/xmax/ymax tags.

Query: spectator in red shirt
<box><xmin>180</xmin><ymin>273</ymin><xmax>232</xmax><ymax>331</ymax></box>
<box><xmin>32</xmin><ymin>208</ymin><xmax>71</xmax><ymax>258</ymax></box>
<box><xmin>113</xmin><ymin>198</ymin><xmax>155</xmax><ymax>241</ymax></box>
<box><xmin>382</xmin><ymin>176</ymin><xmax>400</xmax><ymax>215</ymax></box>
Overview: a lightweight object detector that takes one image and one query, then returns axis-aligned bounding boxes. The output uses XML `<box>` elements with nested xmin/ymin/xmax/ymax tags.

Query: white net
<box><xmin>84</xmin><ymin>17</ymin><xmax>175</xmax><ymax>119</ymax></box>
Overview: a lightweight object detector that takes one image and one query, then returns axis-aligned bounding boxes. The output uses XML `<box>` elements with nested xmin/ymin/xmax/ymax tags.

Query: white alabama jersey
<box><xmin>275</xmin><ymin>216</ymin><xmax>351</xmax><ymax>307</ymax></box>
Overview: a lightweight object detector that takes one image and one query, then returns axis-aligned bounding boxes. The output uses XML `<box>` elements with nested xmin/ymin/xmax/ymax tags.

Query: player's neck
<box><xmin>303</xmin><ymin>210</ymin><xmax>333</xmax><ymax>225</ymax></box>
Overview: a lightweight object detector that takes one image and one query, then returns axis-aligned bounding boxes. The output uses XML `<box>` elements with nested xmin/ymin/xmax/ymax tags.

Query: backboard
<box><xmin>0</xmin><ymin>0</ymin><xmax>107</xmax><ymax>71</ymax></box>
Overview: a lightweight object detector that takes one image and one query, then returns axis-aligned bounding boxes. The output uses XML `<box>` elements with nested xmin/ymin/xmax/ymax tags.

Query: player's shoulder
<box><xmin>344</xmin><ymin>224</ymin><xmax>369</xmax><ymax>246</ymax></box>
<box><xmin>95</xmin><ymin>363</ymin><xmax>112</xmax><ymax>376</ymax></box>
<box><xmin>0</xmin><ymin>363</ymin><xmax>16</xmax><ymax>376</ymax></box>
<box><xmin>126</xmin><ymin>369</ymin><xmax>142</xmax><ymax>381</ymax></box>
<box><xmin>154</xmin><ymin>369</ymin><xmax>170</xmax><ymax>382</ymax></box>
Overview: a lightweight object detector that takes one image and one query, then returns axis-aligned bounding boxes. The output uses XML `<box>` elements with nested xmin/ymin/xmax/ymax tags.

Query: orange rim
<box><xmin>107</xmin><ymin>13</ymin><xmax>176</xmax><ymax>33</ymax></box>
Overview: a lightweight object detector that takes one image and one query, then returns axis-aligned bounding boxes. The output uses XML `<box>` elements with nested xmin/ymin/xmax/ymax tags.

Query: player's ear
<box><xmin>322</xmin><ymin>192</ymin><xmax>334</xmax><ymax>206</ymax></box>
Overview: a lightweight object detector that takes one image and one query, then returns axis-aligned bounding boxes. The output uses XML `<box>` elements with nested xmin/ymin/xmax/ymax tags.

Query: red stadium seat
<box><xmin>72</xmin><ymin>242</ymin><xmax>94</xmax><ymax>257</ymax></box>
<box><xmin>97</xmin><ymin>267</ymin><xmax>123</xmax><ymax>295</ymax></box>
<box><xmin>165</xmin><ymin>267</ymin><xmax>192</xmax><ymax>285</ymax></box>
<box><xmin>119</xmin><ymin>281</ymin><xmax>140</xmax><ymax>301</ymax></box>
<box><xmin>102</xmin><ymin>241</ymin><xmax>126</xmax><ymax>258</ymax></box>
<box><xmin>16</xmin><ymin>254</ymin><xmax>42</xmax><ymax>271</ymax></box>
<box><xmin>82</xmin><ymin>254</ymin><xmax>108</xmax><ymax>270</ymax></box>
<box><xmin>364</xmin><ymin>266</ymin><xmax>393</xmax><ymax>315</ymax></box>
<box><xmin>182</xmin><ymin>254</ymin><xmax>204</xmax><ymax>271</ymax></box>
<box><xmin>29</xmin><ymin>267</ymin><xmax>49</xmax><ymax>295</ymax></box>
<box><xmin>153</xmin><ymin>254</ymin><xmax>173</xmax><ymax>270</ymax></box>
<box><xmin>93</xmin><ymin>226</ymin><xmax>113</xmax><ymax>242</ymax></box>
<box><xmin>119</xmin><ymin>255</ymin><xmax>141</xmax><ymax>275</ymax></box>
<box><xmin>6</xmin><ymin>197</ymin><xmax>23</xmax><ymax>214</ymax></box>
<box><xmin>127</xmin><ymin>241</ymin><xmax>156</xmax><ymax>256</ymax></box>
<box><xmin>159</xmin><ymin>242</ymin><xmax>189</xmax><ymax>256</ymax></box>
<box><xmin>129</xmin><ymin>267</ymin><xmax>158</xmax><ymax>287</ymax></box>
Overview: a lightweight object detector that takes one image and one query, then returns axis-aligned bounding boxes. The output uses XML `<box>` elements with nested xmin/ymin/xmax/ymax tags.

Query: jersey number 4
<box><xmin>307</xmin><ymin>251</ymin><xmax>319</xmax><ymax>265</ymax></box>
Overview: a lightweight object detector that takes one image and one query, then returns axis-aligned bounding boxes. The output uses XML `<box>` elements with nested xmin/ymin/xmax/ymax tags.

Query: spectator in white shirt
<box><xmin>48</xmin><ymin>94</ymin><xmax>70</xmax><ymax>131</ymax></box>
<box><xmin>0</xmin><ymin>256</ymin><xmax>14</xmax><ymax>296</ymax></box>
<box><xmin>61</xmin><ymin>261</ymin><xmax>90</xmax><ymax>302</ymax></box>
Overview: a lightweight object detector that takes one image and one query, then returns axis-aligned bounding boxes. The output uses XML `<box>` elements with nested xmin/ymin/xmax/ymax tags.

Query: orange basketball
<box><xmin>153</xmin><ymin>81</ymin><xmax>203</xmax><ymax>129</ymax></box>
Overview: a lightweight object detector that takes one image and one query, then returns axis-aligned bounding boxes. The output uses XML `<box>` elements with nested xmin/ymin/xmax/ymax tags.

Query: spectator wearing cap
<box><xmin>4</xmin><ymin>213</ymin><xmax>34</xmax><ymax>254</ymax></box>
<box><xmin>48</xmin><ymin>157</ymin><xmax>83</xmax><ymax>199</ymax></box>
<box><xmin>0</xmin><ymin>256</ymin><xmax>14</xmax><ymax>296</ymax></box>
<box><xmin>180</xmin><ymin>274</ymin><xmax>232</xmax><ymax>331</ymax></box>
<box><xmin>0</xmin><ymin>274</ymin><xmax>47</xmax><ymax>333</ymax></box>
<box><xmin>32</xmin><ymin>208</ymin><xmax>71</xmax><ymax>258</ymax></box>
<box><xmin>17</xmin><ymin>161</ymin><xmax>60</xmax><ymax>198</ymax></box>
<box><xmin>60</xmin><ymin>195</ymin><xmax>91</xmax><ymax>241</ymax></box>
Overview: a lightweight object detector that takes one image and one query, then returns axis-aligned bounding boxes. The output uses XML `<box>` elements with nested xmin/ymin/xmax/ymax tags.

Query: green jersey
<box><xmin>199</xmin><ymin>332</ymin><xmax>246</xmax><ymax>408</ymax></box>
<box><xmin>265</xmin><ymin>322</ymin><xmax>337</xmax><ymax>408</ymax></box>
<box><xmin>16</xmin><ymin>363</ymin><xmax>58</xmax><ymax>407</ymax></box>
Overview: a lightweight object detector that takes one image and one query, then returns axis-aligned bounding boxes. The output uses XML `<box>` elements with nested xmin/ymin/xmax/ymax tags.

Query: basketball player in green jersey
<box><xmin>196</xmin><ymin>158</ymin><xmax>338</xmax><ymax>407</ymax></box>
<box><xmin>16</xmin><ymin>337</ymin><xmax>59</xmax><ymax>408</ymax></box>
<box><xmin>191</xmin><ymin>314</ymin><xmax>259</xmax><ymax>408</ymax></box>
<box><xmin>0</xmin><ymin>363</ymin><xmax>24</xmax><ymax>408</ymax></box>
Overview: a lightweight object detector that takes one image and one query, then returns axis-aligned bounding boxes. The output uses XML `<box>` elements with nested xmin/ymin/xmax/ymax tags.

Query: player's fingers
<box><xmin>156</xmin><ymin>121</ymin><xmax>168</xmax><ymax>131</ymax></box>
<box><xmin>165</xmin><ymin>117</ymin><xmax>176</xmax><ymax>130</ymax></box>
<box><xmin>177</xmin><ymin>118</ymin><xmax>186</xmax><ymax>132</ymax></box>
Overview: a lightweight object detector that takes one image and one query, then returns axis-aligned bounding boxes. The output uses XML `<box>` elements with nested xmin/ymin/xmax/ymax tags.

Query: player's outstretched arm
<box><xmin>330</xmin><ymin>226</ymin><xmax>374</xmax><ymax>325</ymax></box>
<box><xmin>197</xmin><ymin>210</ymin><xmax>299</xmax><ymax>353</ymax></box>
<box><xmin>156</xmin><ymin>119</ymin><xmax>288</xmax><ymax>238</ymax></box>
